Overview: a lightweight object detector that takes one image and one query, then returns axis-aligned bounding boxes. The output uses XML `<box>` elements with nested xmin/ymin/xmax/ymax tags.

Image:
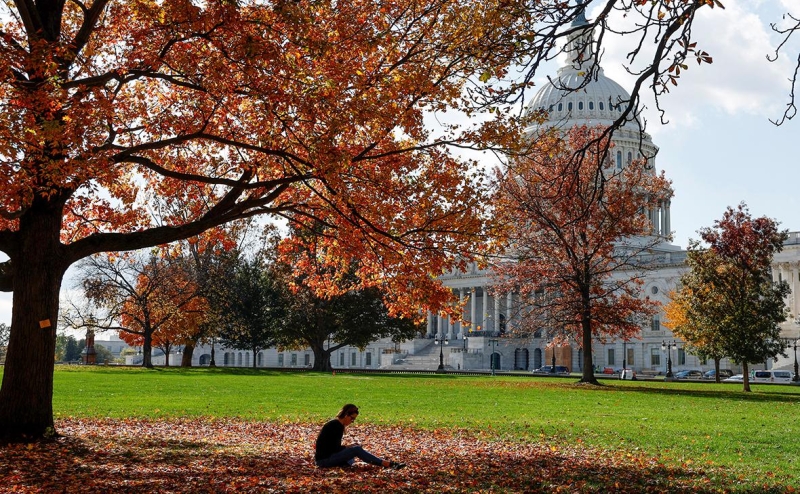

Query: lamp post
<box><xmin>546</xmin><ymin>336</ymin><xmax>556</xmax><ymax>373</ymax></box>
<box><xmin>789</xmin><ymin>338</ymin><xmax>800</xmax><ymax>383</ymax></box>
<box><xmin>435</xmin><ymin>333</ymin><xmax>449</xmax><ymax>371</ymax></box>
<box><xmin>622</xmin><ymin>339</ymin><xmax>627</xmax><ymax>372</ymax></box>
<box><xmin>661</xmin><ymin>340</ymin><xmax>677</xmax><ymax>379</ymax></box>
<box><xmin>488</xmin><ymin>338</ymin><xmax>499</xmax><ymax>376</ymax></box>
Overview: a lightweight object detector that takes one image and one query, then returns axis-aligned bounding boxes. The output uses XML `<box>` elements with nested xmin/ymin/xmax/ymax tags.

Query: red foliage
<box><xmin>491</xmin><ymin>126</ymin><xmax>673</xmax><ymax>381</ymax></box>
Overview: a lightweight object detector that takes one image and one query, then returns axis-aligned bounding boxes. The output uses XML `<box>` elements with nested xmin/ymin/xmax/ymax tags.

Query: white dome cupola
<box><xmin>523</xmin><ymin>0</ymin><xmax>672</xmax><ymax>241</ymax></box>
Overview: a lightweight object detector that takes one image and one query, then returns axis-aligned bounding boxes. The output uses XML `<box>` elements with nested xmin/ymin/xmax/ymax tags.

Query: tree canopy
<box><xmin>491</xmin><ymin>126</ymin><xmax>672</xmax><ymax>383</ymax></box>
<box><xmin>0</xmin><ymin>0</ymin><xmax>797</xmax><ymax>441</ymax></box>
<box><xmin>665</xmin><ymin>203</ymin><xmax>790</xmax><ymax>392</ymax></box>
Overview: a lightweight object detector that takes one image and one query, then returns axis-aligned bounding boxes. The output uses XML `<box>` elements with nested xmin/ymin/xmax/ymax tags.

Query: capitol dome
<box><xmin>526</xmin><ymin>65</ymin><xmax>639</xmax><ymax>131</ymax></box>
<box><xmin>521</xmin><ymin>4</ymin><xmax>671</xmax><ymax>243</ymax></box>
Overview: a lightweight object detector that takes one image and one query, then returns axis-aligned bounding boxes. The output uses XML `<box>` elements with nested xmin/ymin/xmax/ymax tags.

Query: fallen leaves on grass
<box><xmin>0</xmin><ymin>418</ymin><xmax>783</xmax><ymax>493</ymax></box>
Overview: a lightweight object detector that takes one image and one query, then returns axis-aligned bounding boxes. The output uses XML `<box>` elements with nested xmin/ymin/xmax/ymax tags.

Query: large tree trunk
<box><xmin>181</xmin><ymin>344</ymin><xmax>195</xmax><ymax>367</ymax></box>
<box><xmin>714</xmin><ymin>358</ymin><xmax>721</xmax><ymax>383</ymax></box>
<box><xmin>579</xmin><ymin>321</ymin><xmax>598</xmax><ymax>384</ymax></box>
<box><xmin>0</xmin><ymin>204</ymin><xmax>68</xmax><ymax>441</ymax></box>
<box><xmin>579</xmin><ymin>294</ymin><xmax>599</xmax><ymax>384</ymax></box>
<box><xmin>142</xmin><ymin>329</ymin><xmax>154</xmax><ymax>369</ymax></box>
<box><xmin>742</xmin><ymin>362</ymin><xmax>751</xmax><ymax>392</ymax></box>
<box><xmin>311</xmin><ymin>342</ymin><xmax>333</xmax><ymax>372</ymax></box>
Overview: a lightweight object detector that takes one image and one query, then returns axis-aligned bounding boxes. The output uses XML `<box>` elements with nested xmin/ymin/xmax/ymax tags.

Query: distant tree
<box><xmin>665</xmin><ymin>203</ymin><xmax>790</xmax><ymax>392</ymax></box>
<box><xmin>663</xmin><ymin>284</ymin><xmax>728</xmax><ymax>382</ymax></box>
<box><xmin>275</xmin><ymin>230</ymin><xmax>421</xmax><ymax>371</ymax></box>
<box><xmin>491</xmin><ymin>126</ymin><xmax>673</xmax><ymax>384</ymax></box>
<box><xmin>93</xmin><ymin>344</ymin><xmax>114</xmax><ymax>365</ymax></box>
<box><xmin>213</xmin><ymin>255</ymin><xmax>284</xmax><ymax>368</ymax></box>
<box><xmin>64</xmin><ymin>337</ymin><xmax>83</xmax><ymax>363</ymax></box>
<box><xmin>64</xmin><ymin>252</ymin><xmax>206</xmax><ymax>368</ymax></box>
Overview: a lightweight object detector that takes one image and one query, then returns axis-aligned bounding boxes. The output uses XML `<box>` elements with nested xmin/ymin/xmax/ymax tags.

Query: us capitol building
<box><xmin>137</xmin><ymin>8</ymin><xmax>800</xmax><ymax>376</ymax></box>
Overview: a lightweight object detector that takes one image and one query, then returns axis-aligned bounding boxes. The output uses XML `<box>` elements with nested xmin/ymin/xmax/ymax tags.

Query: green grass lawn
<box><xmin>10</xmin><ymin>366</ymin><xmax>800</xmax><ymax>489</ymax></box>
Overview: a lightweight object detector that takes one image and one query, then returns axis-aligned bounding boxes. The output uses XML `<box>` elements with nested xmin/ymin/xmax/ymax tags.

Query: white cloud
<box><xmin>595</xmin><ymin>0</ymin><xmax>794</xmax><ymax>131</ymax></box>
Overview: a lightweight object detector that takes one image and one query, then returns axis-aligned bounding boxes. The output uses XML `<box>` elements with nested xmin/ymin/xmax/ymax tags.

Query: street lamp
<box><xmin>622</xmin><ymin>339</ymin><xmax>627</xmax><ymax>372</ymax></box>
<box><xmin>488</xmin><ymin>338</ymin><xmax>499</xmax><ymax>376</ymax></box>
<box><xmin>435</xmin><ymin>333</ymin><xmax>449</xmax><ymax>371</ymax></box>
<box><xmin>788</xmin><ymin>338</ymin><xmax>800</xmax><ymax>383</ymax></box>
<box><xmin>661</xmin><ymin>340</ymin><xmax>677</xmax><ymax>379</ymax></box>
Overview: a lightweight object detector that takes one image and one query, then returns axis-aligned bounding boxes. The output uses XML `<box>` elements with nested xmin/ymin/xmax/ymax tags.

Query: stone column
<box><xmin>506</xmin><ymin>292</ymin><xmax>514</xmax><ymax>332</ymax></box>
<box><xmin>459</xmin><ymin>289</ymin><xmax>466</xmax><ymax>337</ymax></box>
<box><xmin>482</xmin><ymin>289</ymin><xmax>490</xmax><ymax>331</ymax></box>
<box><xmin>470</xmin><ymin>287</ymin><xmax>477</xmax><ymax>332</ymax></box>
<box><xmin>494</xmin><ymin>292</ymin><xmax>501</xmax><ymax>334</ymax></box>
<box><xmin>427</xmin><ymin>312</ymin><xmax>434</xmax><ymax>337</ymax></box>
<box><xmin>792</xmin><ymin>264</ymin><xmax>799</xmax><ymax>317</ymax></box>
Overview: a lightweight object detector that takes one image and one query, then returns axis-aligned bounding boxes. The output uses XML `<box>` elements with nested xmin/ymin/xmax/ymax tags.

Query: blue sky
<box><xmin>1</xmin><ymin>0</ymin><xmax>798</xmax><ymax>327</ymax></box>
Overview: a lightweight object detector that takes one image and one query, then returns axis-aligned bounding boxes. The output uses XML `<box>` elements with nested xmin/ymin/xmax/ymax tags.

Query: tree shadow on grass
<box><xmin>0</xmin><ymin>418</ymin><xmax>791</xmax><ymax>493</ymax></box>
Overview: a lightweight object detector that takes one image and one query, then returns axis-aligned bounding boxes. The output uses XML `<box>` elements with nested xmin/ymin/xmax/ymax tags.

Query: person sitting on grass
<box><xmin>314</xmin><ymin>403</ymin><xmax>406</xmax><ymax>470</ymax></box>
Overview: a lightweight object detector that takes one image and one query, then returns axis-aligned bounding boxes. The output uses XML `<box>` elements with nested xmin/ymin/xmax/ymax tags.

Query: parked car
<box><xmin>674</xmin><ymin>369</ymin><xmax>703</xmax><ymax>380</ymax></box>
<box><xmin>703</xmin><ymin>369</ymin><xmax>734</xmax><ymax>380</ymax></box>
<box><xmin>722</xmin><ymin>374</ymin><xmax>744</xmax><ymax>383</ymax></box>
<box><xmin>533</xmin><ymin>365</ymin><xmax>570</xmax><ymax>375</ymax></box>
<box><xmin>750</xmin><ymin>370</ymin><xmax>794</xmax><ymax>383</ymax></box>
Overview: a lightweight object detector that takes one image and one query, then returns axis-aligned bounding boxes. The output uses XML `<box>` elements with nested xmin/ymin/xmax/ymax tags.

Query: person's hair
<box><xmin>336</xmin><ymin>404</ymin><xmax>359</xmax><ymax>419</ymax></box>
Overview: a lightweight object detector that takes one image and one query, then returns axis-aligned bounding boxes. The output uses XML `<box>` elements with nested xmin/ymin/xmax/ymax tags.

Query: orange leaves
<box><xmin>0</xmin><ymin>417</ymin><xmax>756</xmax><ymax>493</ymax></box>
<box><xmin>492</xmin><ymin>125</ymin><xmax>670</xmax><ymax>347</ymax></box>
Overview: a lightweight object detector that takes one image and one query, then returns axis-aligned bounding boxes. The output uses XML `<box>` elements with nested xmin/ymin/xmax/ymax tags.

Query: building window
<box><xmin>578</xmin><ymin>101</ymin><xmax>584</xmax><ymax>110</ymax></box>
<box><xmin>558</xmin><ymin>102</ymin><xmax>563</xmax><ymax>112</ymax></box>
<box><xmin>351</xmin><ymin>352</ymin><xmax>357</xmax><ymax>366</ymax></box>
<box><xmin>237</xmin><ymin>353</ymin><xmax>242</xmax><ymax>366</ymax></box>
<box><xmin>650</xmin><ymin>348</ymin><xmax>661</xmax><ymax>366</ymax></box>
<box><xmin>278</xmin><ymin>353</ymin><xmax>284</xmax><ymax>366</ymax></box>
<box><xmin>627</xmin><ymin>152</ymin><xmax>633</xmax><ymax>164</ymax></box>
<box><xmin>627</xmin><ymin>348</ymin><xmax>634</xmax><ymax>367</ymax></box>
<box><xmin>599</xmin><ymin>101</ymin><xmax>604</xmax><ymax>110</ymax></box>
<box><xmin>651</xmin><ymin>316</ymin><xmax>661</xmax><ymax>332</ymax></box>
<box><xmin>678</xmin><ymin>348</ymin><xmax>686</xmax><ymax>366</ymax></box>
<box><xmin>365</xmin><ymin>352</ymin><xmax>372</xmax><ymax>366</ymax></box>
<box><xmin>607</xmin><ymin>349</ymin><xmax>615</xmax><ymax>366</ymax></box>
<box><xmin>568</xmin><ymin>102</ymin><xmax>573</xmax><ymax>111</ymax></box>
<box><xmin>339</xmin><ymin>353</ymin><xmax>345</xmax><ymax>366</ymax></box>
<box><xmin>290</xmin><ymin>353</ymin><xmax>297</xmax><ymax>366</ymax></box>
<box><xmin>616</xmin><ymin>151</ymin><xmax>622</xmax><ymax>169</ymax></box>
<box><xmin>304</xmin><ymin>353</ymin><xmax>310</xmax><ymax>366</ymax></box>
<box><xmin>588</xmin><ymin>101</ymin><xmax>594</xmax><ymax>110</ymax></box>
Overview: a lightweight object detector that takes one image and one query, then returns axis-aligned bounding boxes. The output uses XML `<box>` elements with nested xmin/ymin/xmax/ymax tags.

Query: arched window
<box><xmin>557</xmin><ymin>102</ymin><xmax>563</xmax><ymax>112</ymax></box>
<box><xmin>599</xmin><ymin>101</ymin><xmax>604</xmax><ymax>110</ymax></box>
<box><xmin>588</xmin><ymin>101</ymin><xmax>594</xmax><ymax>110</ymax></box>
<box><xmin>567</xmin><ymin>102</ymin><xmax>573</xmax><ymax>111</ymax></box>
<box><xmin>616</xmin><ymin>151</ymin><xmax>622</xmax><ymax>169</ymax></box>
<box><xmin>578</xmin><ymin>101</ymin><xmax>584</xmax><ymax>110</ymax></box>
<box><xmin>627</xmin><ymin>152</ymin><xmax>632</xmax><ymax>164</ymax></box>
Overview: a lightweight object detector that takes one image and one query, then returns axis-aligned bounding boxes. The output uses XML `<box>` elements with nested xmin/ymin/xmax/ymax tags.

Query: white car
<box><xmin>722</xmin><ymin>374</ymin><xmax>744</xmax><ymax>383</ymax></box>
<box><xmin>750</xmin><ymin>370</ymin><xmax>794</xmax><ymax>383</ymax></box>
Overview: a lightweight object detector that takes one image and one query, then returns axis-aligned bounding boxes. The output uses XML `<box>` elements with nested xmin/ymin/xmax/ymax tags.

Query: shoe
<box><xmin>389</xmin><ymin>461</ymin><xmax>406</xmax><ymax>470</ymax></box>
